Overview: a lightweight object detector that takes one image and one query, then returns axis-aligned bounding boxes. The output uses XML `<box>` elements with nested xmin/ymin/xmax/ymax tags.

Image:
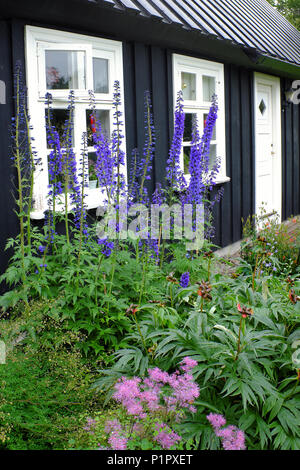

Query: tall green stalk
<box><xmin>14</xmin><ymin>71</ymin><xmax>26</xmax><ymax>284</ymax></box>
<box><xmin>24</xmin><ymin>105</ymin><xmax>35</xmax><ymax>253</ymax></box>
<box><xmin>77</xmin><ymin>133</ymin><xmax>88</xmax><ymax>272</ymax></box>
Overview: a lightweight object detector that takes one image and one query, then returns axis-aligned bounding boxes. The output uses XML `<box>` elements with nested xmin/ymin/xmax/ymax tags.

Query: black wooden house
<box><xmin>0</xmin><ymin>0</ymin><xmax>300</xmax><ymax>274</ymax></box>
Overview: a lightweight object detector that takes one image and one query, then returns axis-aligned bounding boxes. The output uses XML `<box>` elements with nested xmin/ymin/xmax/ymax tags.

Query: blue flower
<box><xmin>98</xmin><ymin>239</ymin><xmax>114</xmax><ymax>257</ymax></box>
<box><xmin>180</xmin><ymin>272</ymin><xmax>190</xmax><ymax>288</ymax></box>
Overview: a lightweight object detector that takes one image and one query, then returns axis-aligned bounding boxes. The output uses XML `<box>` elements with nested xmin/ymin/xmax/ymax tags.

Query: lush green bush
<box><xmin>0</xmin><ymin>305</ymin><xmax>98</xmax><ymax>450</ymax></box>
<box><xmin>94</xmin><ymin>261</ymin><xmax>300</xmax><ymax>450</ymax></box>
<box><xmin>241</xmin><ymin>207</ymin><xmax>300</xmax><ymax>278</ymax></box>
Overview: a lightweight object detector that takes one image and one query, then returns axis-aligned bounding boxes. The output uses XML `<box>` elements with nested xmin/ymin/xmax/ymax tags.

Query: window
<box><xmin>173</xmin><ymin>54</ymin><xmax>229</xmax><ymax>183</ymax></box>
<box><xmin>25</xmin><ymin>26</ymin><xmax>125</xmax><ymax>218</ymax></box>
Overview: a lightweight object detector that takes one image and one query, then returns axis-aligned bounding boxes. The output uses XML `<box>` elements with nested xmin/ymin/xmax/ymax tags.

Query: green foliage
<box><xmin>267</xmin><ymin>0</ymin><xmax>300</xmax><ymax>30</ymax></box>
<box><xmin>241</xmin><ymin>209</ymin><xmax>300</xmax><ymax>278</ymax></box>
<box><xmin>0</xmin><ymin>307</ymin><xmax>98</xmax><ymax>450</ymax></box>
<box><xmin>94</xmin><ymin>261</ymin><xmax>300</xmax><ymax>450</ymax></box>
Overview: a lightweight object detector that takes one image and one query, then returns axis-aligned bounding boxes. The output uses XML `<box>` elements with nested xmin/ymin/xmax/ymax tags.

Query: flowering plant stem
<box><xmin>23</xmin><ymin>105</ymin><xmax>35</xmax><ymax>253</ymax></box>
<box><xmin>132</xmin><ymin>311</ymin><xmax>148</xmax><ymax>356</ymax></box>
<box><xmin>138</xmin><ymin>245</ymin><xmax>146</xmax><ymax>306</ymax></box>
<box><xmin>95</xmin><ymin>254</ymin><xmax>104</xmax><ymax>307</ymax></box>
<box><xmin>14</xmin><ymin>72</ymin><xmax>26</xmax><ymax>284</ymax></box>
<box><xmin>235</xmin><ymin>317</ymin><xmax>244</xmax><ymax>361</ymax></box>
<box><xmin>139</xmin><ymin>95</ymin><xmax>153</xmax><ymax>198</ymax></box>
<box><xmin>106</xmin><ymin>252</ymin><xmax>117</xmax><ymax>317</ymax></box>
<box><xmin>76</xmin><ymin>136</ymin><xmax>87</xmax><ymax>274</ymax></box>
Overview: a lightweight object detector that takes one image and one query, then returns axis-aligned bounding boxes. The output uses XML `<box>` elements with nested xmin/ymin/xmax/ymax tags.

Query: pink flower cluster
<box><xmin>207</xmin><ymin>413</ymin><xmax>246</xmax><ymax>450</ymax></box>
<box><xmin>113</xmin><ymin>357</ymin><xmax>199</xmax><ymax>419</ymax></box>
<box><xmin>104</xmin><ymin>357</ymin><xmax>199</xmax><ymax>450</ymax></box>
<box><xmin>153</xmin><ymin>422</ymin><xmax>181</xmax><ymax>449</ymax></box>
<box><xmin>83</xmin><ymin>417</ymin><xmax>97</xmax><ymax>434</ymax></box>
<box><xmin>105</xmin><ymin>420</ymin><xmax>128</xmax><ymax>450</ymax></box>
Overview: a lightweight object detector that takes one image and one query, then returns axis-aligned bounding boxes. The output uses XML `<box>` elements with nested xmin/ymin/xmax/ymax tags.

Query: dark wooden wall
<box><xmin>0</xmin><ymin>21</ymin><xmax>19</xmax><ymax>288</ymax></box>
<box><xmin>281</xmin><ymin>78</ymin><xmax>300</xmax><ymax>219</ymax></box>
<box><xmin>0</xmin><ymin>17</ymin><xmax>299</xmax><ymax>281</ymax></box>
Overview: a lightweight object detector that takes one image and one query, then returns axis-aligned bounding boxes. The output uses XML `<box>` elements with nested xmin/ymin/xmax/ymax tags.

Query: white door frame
<box><xmin>254</xmin><ymin>72</ymin><xmax>282</xmax><ymax>221</ymax></box>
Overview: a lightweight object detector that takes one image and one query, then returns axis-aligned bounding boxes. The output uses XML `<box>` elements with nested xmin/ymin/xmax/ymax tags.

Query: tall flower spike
<box><xmin>166</xmin><ymin>90</ymin><xmax>186</xmax><ymax>191</ymax></box>
<box><xmin>138</xmin><ymin>91</ymin><xmax>155</xmax><ymax>203</ymax></box>
<box><xmin>88</xmin><ymin>90</ymin><xmax>114</xmax><ymax>204</ymax></box>
<box><xmin>185</xmin><ymin>95</ymin><xmax>219</xmax><ymax>205</ymax></box>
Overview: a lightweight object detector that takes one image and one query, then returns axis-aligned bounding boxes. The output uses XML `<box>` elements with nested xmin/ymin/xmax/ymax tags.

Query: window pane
<box><xmin>183</xmin><ymin>146</ymin><xmax>191</xmax><ymax>174</ymax></box>
<box><xmin>209</xmin><ymin>144</ymin><xmax>217</xmax><ymax>169</ymax></box>
<box><xmin>88</xmin><ymin>152</ymin><xmax>98</xmax><ymax>189</ymax></box>
<box><xmin>45</xmin><ymin>109</ymin><xmax>74</xmax><ymax>148</ymax></box>
<box><xmin>181</xmin><ymin>72</ymin><xmax>196</xmax><ymax>100</ymax></box>
<box><xmin>183</xmin><ymin>113</ymin><xmax>196</xmax><ymax>142</ymax></box>
<box><xmin>203</xmin><ymin>76</ymin><xmax>215</xmax><ymax>102</ymax></box>
<box><xmin>93</xmin><ymin>58</ymin><xmax>109</xmax><ymax>93</ymax></box>
<box><xmin>46</xmin><ymin>50</ymin><xmax>86</xmax><ymax>89</ymax></box>
<box><xmin>86</xmin><ymin>110</ymin><xmax>110</xmax><ymax>147</ymax></box>
<box><xmin>203</xmin><ymin>113</ymin><xmax>216</xmax><ymax>140</ymax></box>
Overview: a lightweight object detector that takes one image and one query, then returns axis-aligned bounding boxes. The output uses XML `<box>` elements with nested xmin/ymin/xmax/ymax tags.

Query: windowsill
<box><xmin>183</xmin><ymin>173</ymin><xmax>231</xmax><ymax>186</ymax></box>
<box><xmin>30</xmin><ymin>187</ymin><xmax>106</xmax><ymax>220</ymax></box>
<box><xmin>214</xmin><ymin>176</ymin><xmax>231</xmax><ymax>185</ymax></box>
<box><xmin>30</xmin><ymin>177</ymin><xmax>231</xmax><ymax>220</ymax></box>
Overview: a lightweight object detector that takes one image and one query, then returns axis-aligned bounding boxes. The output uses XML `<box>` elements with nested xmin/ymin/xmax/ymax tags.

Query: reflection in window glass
<box><xmin>93</xmin><ymin>58</ymin><xmax>109</xmax><ymax>93</ymax></box>
<box><xmin>183</xmin><ymin>146</ymin><xmax>191</xmax><ymax>174</ymax></box>
<box><xmin>181</xmin><ymin>72</ymin><xmax>196</xmax><ymax>100</ymax></box>
<box><xmin>209</xmin><ymin>144</ymin><xmax>217</xmax><ymax>169</ymax></box>
<box><xmin>88</xmin><ymin>152</ymin><xmax>98</xmax><ymax>188</ymax></box>
<box><xmin>203</xmin><ymin>113</ymin><xmax>216</xmax><ymax>140</ymax></box>
<box><xmin>45</xmin><ymin>50</ymin><xmax>86</xmax><ymax>89</ymax></box>
<box><xmin>202</xmin><ymin>76</ymin><xmax>215</xmax><ymax>102</ymax></box>
<box><xmin>45</xmin><ymin>109</ymin><xmax>74</xmax><ymax>148</ymax></box>
<box><xmin>183</xmin><ymin>113</ymin><xmax>196</xmax><ymax>142</ymax></box>
<box><xmin>86</xmin><ymin>110</ymin><xmax>110</xmax><ymax>146</ymax></box>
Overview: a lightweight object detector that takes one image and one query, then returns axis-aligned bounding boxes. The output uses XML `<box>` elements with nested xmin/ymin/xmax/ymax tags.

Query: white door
<box><xmin>254</xmin><ymin>73</ymin><xmax>282</xmax><ymax>220</ymax></box>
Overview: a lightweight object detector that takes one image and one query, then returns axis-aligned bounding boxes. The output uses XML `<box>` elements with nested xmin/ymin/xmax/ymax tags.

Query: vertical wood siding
<box><xmin>0</xmin><ymin>21</ymin><xmax>18</xmax><ymax>291</ymax></box>
<box><xmin>282</xmin><ymin>78</ymin><xmax>300</xmax><ymax>219</ymax></box>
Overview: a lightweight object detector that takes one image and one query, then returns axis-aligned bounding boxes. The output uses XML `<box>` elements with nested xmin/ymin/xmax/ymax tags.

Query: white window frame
<box><xmin>173</xmin><ymin>54</ymin><xmax>229</xmax><ymax>184</ymax></box>
<box><xmin>25</xmin><ymin>26</ymin><xmax>125</xmax><ymax>219</ymax></box>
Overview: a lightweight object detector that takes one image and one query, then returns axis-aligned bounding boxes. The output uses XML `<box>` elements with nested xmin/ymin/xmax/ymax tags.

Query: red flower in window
<box><xmin>90</xmin><ymin>114</ymin><xmax>96</xmax><ymax>133</ymax></box>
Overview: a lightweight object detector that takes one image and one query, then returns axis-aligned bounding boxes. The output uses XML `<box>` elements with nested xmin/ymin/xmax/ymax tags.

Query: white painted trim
<box><xmin>254</xmin><ymin>72</ymin><xmax>282</xmax><ymax>221</ymax></box>
<box><xmin>25</xmin><ymin>25</ymin><xmax>126</xmax><ymax>216</ymax></box>
<box><xmin>172</xmin><ymin>54</ymin><xmax>227</xmax><ymax>181</ymax></box>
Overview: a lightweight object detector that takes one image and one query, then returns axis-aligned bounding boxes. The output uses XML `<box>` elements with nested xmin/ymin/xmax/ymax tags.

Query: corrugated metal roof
<box><xmin>91</xmin><ymin>0</ymin><xmax>300</xmax><ymax>66</ymax></box>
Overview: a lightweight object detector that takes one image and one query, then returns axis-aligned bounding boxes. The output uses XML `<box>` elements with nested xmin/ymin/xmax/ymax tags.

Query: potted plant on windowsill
<box><xmin>89</xmin><ymin>158</ymin><xmax>98</xmax><ymax>189</ymax></box>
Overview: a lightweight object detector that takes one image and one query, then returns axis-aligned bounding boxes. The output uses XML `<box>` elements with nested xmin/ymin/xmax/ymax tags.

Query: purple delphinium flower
<box><xmin>166</xmin><ymin>90</ymin><xmax>187</xmax><ymax>191</ymax></box>
<box><xmin>127</xmin><ymin>148</ymin><xmax>140</xmax><ymax>204</ymax></box>
<box><xmin>180</xmin><ymin>272</ymin><xmax>190</xmax><ymax>288</ymax></box>
<box><xmin>45</xmin><ymin>93</ymin><xmax>64</xmax><ymax>200</ymax></box>
<box><xmin>111</xmin><ymin>81</ymin><xmax>126</xmax><ymax>200</ymax></box>
<box><xmin>137</xmin><ymin>91</ymin><xmax>156</xmax><ymax>204</ymax></box>
<box><xmin>63</xmin><ymin>91</ymin><xmax>84</xmax><ymax>232</ymax></box>
<box><xmin>185</xmin><ymin>95</ymin><xmax>219</xmax><ymax>205</ymax></box>
<box><xmin>98</xmin><ymin>238</ymin><xmax>114</xmax><ymax>257</ymax></box>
